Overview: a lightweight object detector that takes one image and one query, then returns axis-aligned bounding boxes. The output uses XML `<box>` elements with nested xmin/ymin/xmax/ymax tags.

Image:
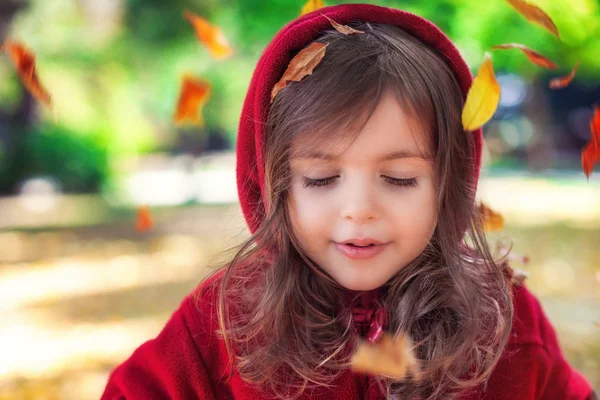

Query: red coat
<box><xmin>101</xmin><ymin>270</ymin><xmax>594</xmax><ymax>399</ymax></box>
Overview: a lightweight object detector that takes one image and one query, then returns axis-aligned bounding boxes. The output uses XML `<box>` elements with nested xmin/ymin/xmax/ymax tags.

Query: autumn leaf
<box><xmin>323</xmin><ymin>15</ymin><xmax>364</xmax><ymax>35</ymax></box>
<box><xmin>136</xmin><ymin>206</ymin><xmax>153</xmax><ymax>232</ymax></box>
<box><xmin>1</xmin><ymin>40</ymin><xmax>52</xmax><ymax>108</ymax></box>
<box><xmin>184</xmin><ymin>11</ymin><xmax>233</xmax><ymax>59</ymax></box>
<box><xmin>351</xmin><ymin>333</ymin><xmax>421</xmax><ymax>380</ymax></box>
<box><xmin>173</xmin><ymin>75</ymin><xmax>211</xmax><ymax>126</ymax></box>
<box><xmin>478</xmin><ymin>202</ymin><xmax>505</xmax><ymax>231</ymax></box>
<box><xmin>505</xmin><ymin>0</ymin><xmax>560</xmax><ymax>39</ymax></box>
<box><xmin>462</xmin><ymin>54</ymin><xmax>501</xmax><ymax>132</ymax></box>
<box><xmin>492</xmin><ymin>43</ymin><xmax>557</xmax><ymax>70</ymax></box>
<box><xmin>582</xmin><ymin>106</ymin><xmax>600</xmax><ymax>179</ymax></box>
<box><xmin>549</xmin><ymin>61</ymin><xmax>580</xmax><ymax>89</ymax></box>
<box><xmin>301</xmin><ymin>0</ymin><xmax>325</xmax><ymax>16</ymax></box>
<box><xmin>271</xmin><ymin>42</ymin><xmax>328</xmax><ymax>103</ymax></box>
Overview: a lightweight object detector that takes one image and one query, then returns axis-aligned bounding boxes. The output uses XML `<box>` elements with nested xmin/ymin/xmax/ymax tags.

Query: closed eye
<box><xmin>302</xmin><ymin>176</ymin><xmax>418</xmax><ymax>188</ymax></box>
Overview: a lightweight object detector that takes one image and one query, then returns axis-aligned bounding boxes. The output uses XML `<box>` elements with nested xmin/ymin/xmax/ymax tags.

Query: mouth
<box><xmin>334</xmin><ymin>241</ymin><xmax>389</xmax><ymax>260</ymax></box>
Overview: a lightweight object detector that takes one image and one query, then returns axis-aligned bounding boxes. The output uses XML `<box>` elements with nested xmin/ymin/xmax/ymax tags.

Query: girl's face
<box><xmin>288</xmin><ymin>92</ymin><xmax>437</xmax><ymax>291</ymax></box>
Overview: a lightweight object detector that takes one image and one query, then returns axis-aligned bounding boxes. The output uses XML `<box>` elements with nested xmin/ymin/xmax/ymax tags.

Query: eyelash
<box><xmin>302</xmin><ymin>176</ymin><xmax>418</xmax><ymax>188</ymax></box>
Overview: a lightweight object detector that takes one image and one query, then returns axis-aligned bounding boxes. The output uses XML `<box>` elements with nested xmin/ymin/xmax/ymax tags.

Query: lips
<box><xmin>340</xmin><ymin>238</ymin><xmax>385</xmax><ymax>246</ymax></box>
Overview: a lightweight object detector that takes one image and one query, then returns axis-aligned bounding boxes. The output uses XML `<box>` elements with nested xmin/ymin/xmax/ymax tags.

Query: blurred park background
<box><xmin>0</xmin><ymin>0</ymin><xmax>599</xmax><ymax>398</ymax></box>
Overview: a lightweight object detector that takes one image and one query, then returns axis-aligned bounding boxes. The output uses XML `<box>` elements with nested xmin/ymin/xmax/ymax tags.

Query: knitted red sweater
<box><xmin>101</xmin><ymin>269</ymin><xmax>594</xmax><ymax>399</ymax></box>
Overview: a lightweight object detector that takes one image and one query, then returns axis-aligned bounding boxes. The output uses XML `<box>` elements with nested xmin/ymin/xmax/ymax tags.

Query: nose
<box><xmin>339</xmin><ymin>181</ymin><xmax>380</xmax><ymax>223</ymax></box>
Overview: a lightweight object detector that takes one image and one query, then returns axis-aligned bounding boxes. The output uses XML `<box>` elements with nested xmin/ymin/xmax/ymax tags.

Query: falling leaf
<box><xmin>136</xmin><ymin>206</ymin><xmax>153</xmax><ymax>232</ymax></box>
<box><xmin>300</xmin><ymin>0</ymin><xmax>325</xmax><ymax>16</ymax></box>
<box><xmin>582</xmin><ymin>106</ymin><xmax>600</xmax><ymax>179</ymax></box>
<box><xmin>462</xmin><ymin>53</ymin><xmax>501</xmax><ymax>132</ymax></box>
<box><xmin>351</xmin><ymin>333</ymin><xmax>421</xmax><ymax>380</ymax></box>
<box><xmin>323</xmin><ymin>15</ymin><xmax>364</xmax><ymax>35</ymax></box>
<box><xmin>505</xmin><ymin>0</ymin><xmax>560</xmax><ymax>39</ymax></box>
<box><xmin>549</xmin><ymin>61</ymin><xmax>580</xmax><ymax>89</ymax></box>
<box><xmin>271</xmin><ymin>42</ymin><xmax>328</xmax><ymax>103</ymax></box>
<box><xmin>184</xmin><ymin>11</ymin><xmax>233</xmax><ymax>59</ymax></box>
<box><xmin>173</xmin><ymin>75</ymin><xmax>212</xmax><ymax>126</ymax></box>
<box><xmin>1</xmin><ymin>40</ymin><xmax>52</xmax><ymax>108</ymax></box>
<box><xmin>479</xmin><ymin>202</ymin><xmax>504</xmax><ymax>231</ymax></box>
<box><xmin>492</xmin><ymin>44</ymin><xmax>558</xmax><ymax>70</ymax></box>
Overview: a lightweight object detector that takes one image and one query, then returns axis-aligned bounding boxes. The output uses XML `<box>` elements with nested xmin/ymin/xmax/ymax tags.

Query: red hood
<box><xmin>235</xmin><ymin>3</ymin><xmax>482</xmax><ymax>235</ymax></box>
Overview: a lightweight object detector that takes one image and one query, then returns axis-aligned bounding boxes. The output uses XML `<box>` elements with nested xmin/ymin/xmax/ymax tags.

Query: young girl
<box><xmin>101</xmin><ymin>4</ymin><xmax>595</xmax><ymax>399</ymax></box>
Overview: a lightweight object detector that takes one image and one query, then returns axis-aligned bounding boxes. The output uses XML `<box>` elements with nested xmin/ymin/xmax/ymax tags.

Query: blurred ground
<box><xmin>0</xmin><ymin>156</ymin><xmax>598</xmax><ymax>398</ymax></box>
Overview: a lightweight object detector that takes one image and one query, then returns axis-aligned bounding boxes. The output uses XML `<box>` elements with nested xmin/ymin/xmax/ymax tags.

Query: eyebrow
<box><xmin>290</xmin><ymin>149</ymin><xmax>430</xmax><ymax>161</ymax></box>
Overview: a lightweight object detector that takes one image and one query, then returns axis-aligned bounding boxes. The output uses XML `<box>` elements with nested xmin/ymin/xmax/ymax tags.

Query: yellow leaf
<box><xmin>350</xmin><ymin>333</ymin><xmax>421</xmax><ymax>380</ymax></box>
<box><xmin>301</xmin><ymin>0</ymin><xmax>325</xmax><ymax>16</ymax></box>
<box><xmin>462</xmin><ymin>54</ymin><xmax>501</xmax><ymax>132</ymax></box>
<box><xmin>479</xmin><ymin>202</ymin><xmax>504</xmax><ymax>231</ymax></box>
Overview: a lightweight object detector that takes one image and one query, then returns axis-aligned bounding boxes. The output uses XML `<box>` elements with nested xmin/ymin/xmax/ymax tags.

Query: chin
<box><xmin>338</xmin><ymin>277</ymin><xmax>386</xmax><ymax>292</ymax></box>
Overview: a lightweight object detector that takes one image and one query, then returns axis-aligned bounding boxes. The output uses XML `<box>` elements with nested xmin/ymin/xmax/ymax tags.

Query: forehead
<box><xmin>290</xmin><ymin>93</ymin><xmax>432</xmax><ymax>163</ymax></box>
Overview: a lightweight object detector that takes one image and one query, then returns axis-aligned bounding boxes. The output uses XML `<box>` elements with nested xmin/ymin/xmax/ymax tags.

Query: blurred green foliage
<box><xmin>0</xmin><ymin>0</ymin><xmax>598</xmax><ymax>192</ymax></box>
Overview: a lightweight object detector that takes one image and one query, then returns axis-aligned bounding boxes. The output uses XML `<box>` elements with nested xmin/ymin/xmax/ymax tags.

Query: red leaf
<box><xmin>582</xmin><ymin>106</ymin><xmax>600</xmax><ymax>179</ymax></box>
<box><xmin>549</xmin><ymin>61</ymin><xmax>580</xmax><ymax>89</ymax></box>
<box><xmin>1</xmin><ymin>40</ymin><xmax>52</xmax><ymax>107</ymax></box>
<box><xmin>136</xmin><ymin>206</ymin><xmax>153</xmax><ymax>232</ymax></box>
<box><xmin>492</xmin><ymin>43</ymin><xmax>558</xmax><ymax>70</ymax></box>
<box><xmin>505</xmin><ymin>0</ymin><xmax>560</xmax><ymax>39</ymax></box>
<box><xmin>173</xmin><ymin>75</ymin><xmax>211</xmax><ymax>126</ymax></box>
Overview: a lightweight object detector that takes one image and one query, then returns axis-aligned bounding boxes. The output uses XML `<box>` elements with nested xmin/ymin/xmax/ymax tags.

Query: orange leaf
<box><xmin>462</xmin><ymin>53</ymin><xmax>501</xmax><ymax>131</ymax></box>
<box><xmin>136</xmin><ymin>206</ymin><xmax>153</xmax><ymax>232</ymax></box>
<box><xmin>478</xmin><ymin>202</ymin><xmax>505</xmax><ymax>231</ymax></box>
<box><xmin>505</xmin><ymin>0</ymin><xmax>560</xmax><ymax>39</ymax></box>
<box><xmin>300</xmin><ymin>0</ymin><xmax>325</xmax><ymax>16</ymax></box>
<box><xmin>184</xmin><ymin>11</ymin><xmax>233</xmax><ymax>60</ymax></box>
<box><xmin>549</xmin><ymin>61</ymin><xmax>580</xmax><ymax>89</ymax></box>
<box><xmin>271</xmin><ymin>42</ymin><xmax>328</xmax><ymax>103</ymax></box>
<box><xmin>323</xmin><ymin>15</ymin><xmax>364</xmax><ymax>35</ymax></box>
<box><xmin>351</xmin><ymin>333</ymin><xmax>421</xmax><ymax>380</ymax></box>
<box><xmin>173</xmin><ymin>75</ymin><xmax>211</xmax><ymax>126</ymax></box>
<box><xmin>492</xmin><ymin>43</ymin><xmax>557</xmax><ymax>70</ymax></box>
<box><xmin>582</xmin><ymin>106</ymin><xmax>600</xmax><ymax>179</ymax></box>
<box><xmin>1</xmin><ymin>40</ymin><xmax>52</xmax><ymax>108</ymax></box>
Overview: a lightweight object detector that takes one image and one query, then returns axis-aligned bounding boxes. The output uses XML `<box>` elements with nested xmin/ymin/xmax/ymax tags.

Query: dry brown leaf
<box><xmin>549</xmin><ymin>61</ymin><xmax>580</xmax><ymax>89</ymax></box>
<box><xmin>492</xmin><ymin>43</ymin><xmax>558</xmax><ymax>70</ymax></box>
<box><xmin>351</xmin><ymin>333</ymin><xmax>421</xmax><ymax>380</ymax></box>
<box><xmin>136</xmin><ymin>206</ymin><xmax>153</xmax><ymax>232</ymax></box>
<box><xmin>300</xmin><ymin>0</ymin><xmax>325</xmax><ymax>16</ymax></box>
<box><xmin>173</xmin><ymin>75</ymin><xmax>211</xmax><ymax>126</ymax></box>
<box><xmin>462</xmin><ymin>54</ymin><xmax>501</xmax><ymax>131</ymax></box>
<box><xmin>323</xmin><ymin>15</ymin><xmax>364</xmax><ymax>35</ymax></box>
<box><xmin>505</xmin><ymin>0</ymin><xmax>560</xmax><ymax>39</ymax></box>
<box><xmin>184</xmin><ymin>11</ymin><xmax>233</xmax><ymax>59</ymax></box>
<box><xmin>271</xmin><ymin>42</ymin><xmax>328</xmax><ymax>103</ymax></box>
<box><xmin>479</xmin><ymin>202</ymin><xmax>505</xmax><ymax>231</ymax></box>
<box><xmin>1</xmin><ymin>40</ymin><xmax>52</xmax><ymax>108</ymax></box>
<box><xmin>582</xmin><ymin>106</ymin><xmax>600</xmax><ymax>179</ymax></box>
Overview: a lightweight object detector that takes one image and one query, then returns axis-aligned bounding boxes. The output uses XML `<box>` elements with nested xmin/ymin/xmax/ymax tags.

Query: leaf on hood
<box><xmin>478</xmin><ymin>202</ymin><xmax>505</xmax><ymax>231</ymax></box>
<box><xmin>582</xmin><ymin>106</ymin><xmax>600</xmax><ymax>179</ymax></box>
<box><xmin>462</xmin><ymin>53</ymin><xmax>501</xmax><ymax>132</ymax></box>
<box><xmin>351</xmin><ymin>332</ymin><xmax>421</xmax><ymax>381</ymax></box>
<box><xmin>136</xmin><ymin>206</ymin><xmax>153</xmax><ymax>232</ymax></box>
<box><xmin>492</xmin><ymin>43</ymin><xmax>558</xmax><ymax>70</ymax></box>
<box><xmin>549</xmin><ymin>61</ymin><xmax>580</xmax><ymax>89</ymax></box>
<box><xmin>323</xmin><ymin>15</ymin><xmax>364</xmax><ymax>35</ymax></box>
<box><xmin>300</xmin><ymin>0</ymin><xmax>325</xmax><ymax>16</ymax></box>
<box><xmin>271</xmin><ymin>42</ymin><xmax>328</xmax><ymax>103</ymax></box>
<box><xmin>505</xmin><ymin>0</ymin><xmax>560</xmax><ymax>39</ymax></box>
<box><xmin>184</xmin><ymin>11</ymin><xmax>233</xmax><ymax>60</ymax></box>
<box><xmin>173</xmin><ymin>75</ymin><xmax>211</xmax><ymax>126</ymax></box>
<box><xmin>1</xmin><ymin>40</ymin><xmax>52</xmax><ymax>108</ymax></box>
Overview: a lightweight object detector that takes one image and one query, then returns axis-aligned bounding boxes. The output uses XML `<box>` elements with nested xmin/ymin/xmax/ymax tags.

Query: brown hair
<box><xmin>200</xmin><ymin>22</ymin><xmax>513</xmax><ymax>399</ymax></box>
